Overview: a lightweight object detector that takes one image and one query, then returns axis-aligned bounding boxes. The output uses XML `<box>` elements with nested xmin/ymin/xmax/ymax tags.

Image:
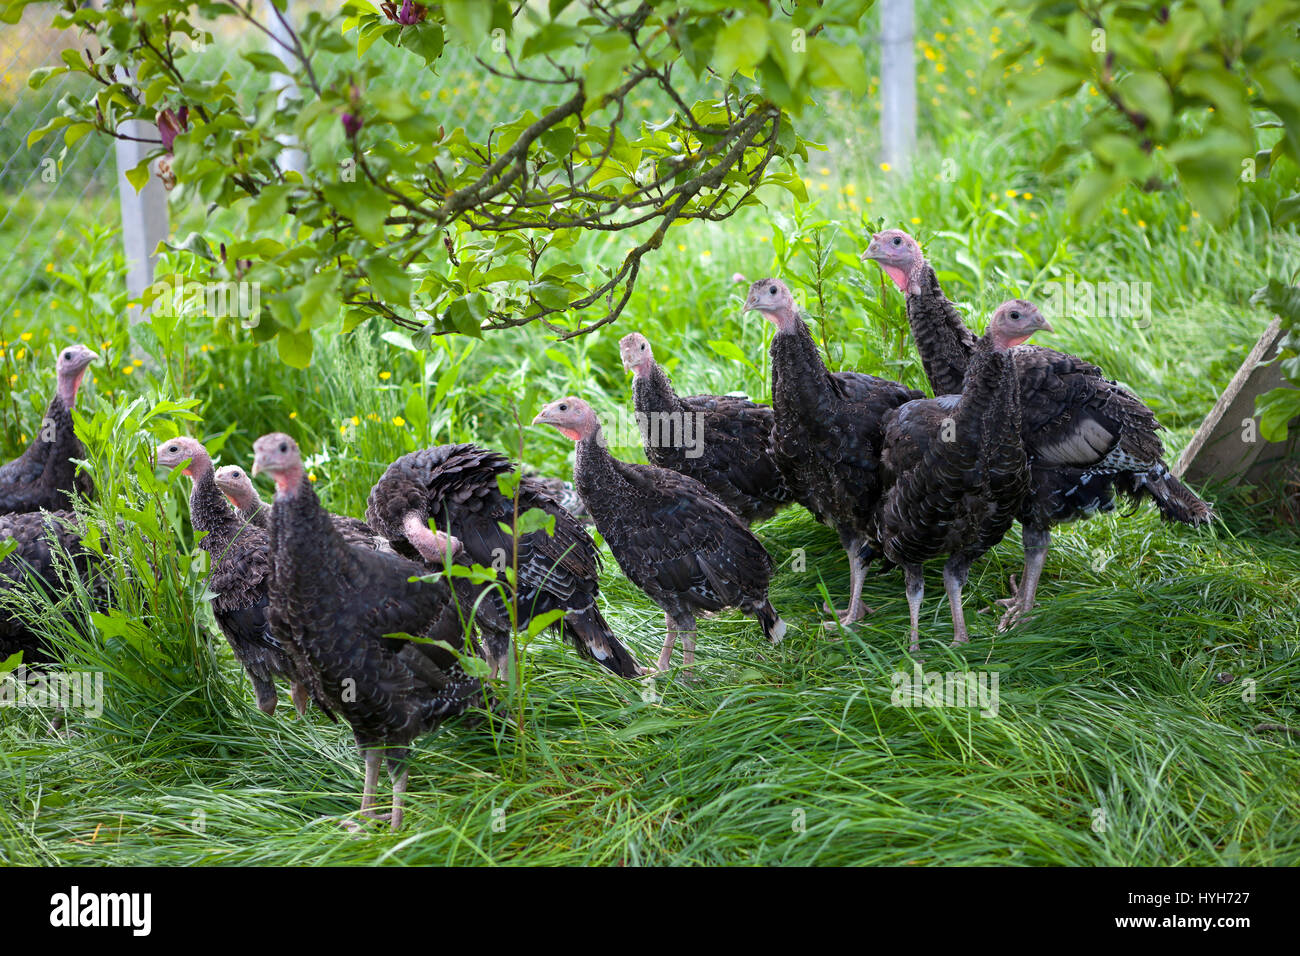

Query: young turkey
<box><xmin>0</xmin><ymin>344</ymin><xmax>98</xmax><ymax>514</ymax></box>
<box><xmin>216</xmin><ymin>461</ymin><xmax>392</xmax><ymax>552</ymax></box>
<box><xmin>214</xmin><ymin>464</ymin><xmax>268</xmax><ymax>527</ymax></box>
<box><xmin>366</xmin><ymin>444</ymin><xmax>643</xmax><ymax>678</ymax></box>
<box><xmin>619</xmin><ymin>331</ymin><xmax>794</xmax><ymax>525</ymax></box>
<box><xmin>877</xmin><ymin>302</ymin><xmax>1048</xmax><ymax>650</ymax></box>
<box><xmin>864</xmin><ymin>229</ymin><xmax>1213</xmax><ymax>628</ymax></box>
<box><xmin>0</xmin><ymin>509</ymin><xmax>107</xmax><ymax>666</ymax></box>
<box><xmin>533</xmin><ymin>397</ymin><xmax>784</xmax><ymax>679</ymax></box>
<box><xmin>157</xmin><ymin>437</ymin><xmax>319</xmax><ymax>717</ymax></box>
<box><xmin>255</xmin><ymin>433</ymin><xmax>491</xmax><ymax>831</ymax></box>
<box><xmin>743</xmin><ymin>278</ymin><xmax>923</xmax><ymax>627</ymax></box>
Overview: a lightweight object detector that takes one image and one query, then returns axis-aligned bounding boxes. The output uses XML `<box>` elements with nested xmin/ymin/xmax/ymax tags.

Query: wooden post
<box><xmin>113</xmin><ymin>119</ymin><xmax>169</xmax><ymax>324</ymax></box>
<box><xmin>1175</xmin><ymin>316</ymin><xmax>1298</xmax><ymax>486</ymax></box>
<box><xmin>879</xmin><ymin>0</ymin><xmax>916</xmax><ymax>171</ymax></box>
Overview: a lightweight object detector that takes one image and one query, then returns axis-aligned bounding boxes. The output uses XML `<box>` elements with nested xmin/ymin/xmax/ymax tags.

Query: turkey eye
<box><xmin>892</xmin><ymin>236</ymin><xmax>901</xmax><ymax>245</ymax></box>
<box><xmin>168</xmin><ymin>445</ymin><xmax>177</xmax><ymax>453</ymax></box>
<box><xmin>559</xmin><ymin>403</ymin><xmax>568</xmax><ymax>411</ymax></box>
<box><xmin>1010</xmin><ymin>311</ymin><xmax>1021</xmax><ymax>320</ymax></box>
<box><xmin>279</xmin><ymin>443</ymin><xmax>287</xmax><ymax>453</ymax></box>
<box><xmin>63</xmin><ymin>352</ymin><xmax>70</xmax><ymax>359</ymax></box>
<box><xmin>768</xmin><ymin>285</ymin><xmax>776</xmax><ymax>295</ymax></box>
<box><xmin>640</xmin><ymin>344</ymin><xmax>645</xmax><ymax>351</ymax></box>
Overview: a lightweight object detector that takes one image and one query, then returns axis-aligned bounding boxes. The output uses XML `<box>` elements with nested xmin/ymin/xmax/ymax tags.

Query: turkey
<box><xmin>216</xmin><ymin>461</ymin><xmax>392</xmax><ymax>552</ymax></box>
<box><xmin>255</xmin><ymin>432</ymin><xmax>491</xmax><ymax>831</ymax></box>
<box><xmin>532</xmin><ymin>396</ymin><xmax>784</xmax><ymax>678</ymax></box>
<box><xmin>877</xmin><ymin>302</ymin><xmax>1048</xmax><ymax>650</ymax></box>
<box><xmin>366</xmin><ymin>444</ymin><xmax>643</xmax><ymax>678</ymax></box>
<box><xmin>0</xmin><ymin>509</ymin><xmax>107</xmax><ymax>666</ymax></box>
<box><xmin>156</xmin><ymin>437</ymin><xmax>319</xmax><ymax>717</ymax></box>
<box><xmin>619</xmin><ymin>331</ymin><xmax>794</xmax><ymax>524</ymax></box>
<box><xmin>742</xmin><ymin>278</ymin><xmax>923</xmax><ymax>627</ymax></box>
<box><xmin>0</xmin><ymin>344</ymin><xmax>98</xmax><ymax>514</ymax></box>
<box><xmin>522</xmin><ymin>469</ymin><xmax>591</xmax><ymax>525</ymax></box>
<box><xmin>214</xmin><ymin>464</ymin><xmax>268</xmax><ymax>527</ymax></box>
<box><xmin>863</xmin><ymin>229</ymin><xmax>1212</xmax><ymax>628</ymax></box>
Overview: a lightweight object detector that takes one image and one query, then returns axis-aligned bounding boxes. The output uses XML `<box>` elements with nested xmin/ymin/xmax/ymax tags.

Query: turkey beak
<box><xmin>1036</xmin><ymin>317</ymin><xmax>1054</xmax><ymax>334</ymax></box>
<box><xmin>861</xmin><ymin>239</ymin><xmax>881</xmax><ymax>261</ymax></box>
<box><xmin>250</xmin><ymin>455</ymin><xmax>265</xmax><ymax>477</ymax></box>
<box><xmin>531</xmin><ymin>408</ymin><xmax>552</xmax><ymax>427</ymax></box>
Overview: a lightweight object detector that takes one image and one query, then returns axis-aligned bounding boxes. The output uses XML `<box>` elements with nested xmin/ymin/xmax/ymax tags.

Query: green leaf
<box><xmin>1256</xmin><ymin>387</ymin><xmax>1300</xmax><ymax>443</ymax></box>
<box><xmin>443</xmin><ymin>0</ymin><xmax>493</xmax><ymax>47</ymax></box>
<box><xmin>323</xmin><ymin>182</ymin><xmax>390</xmax><ymax>244</ymax></box>
<box><xmin>713</xmin><ymin>14</ymin><xmax>769</xmax><ymax>78</ymax></box>
<box><xmin>277</xmin><ymin>327</ymin><xmax>314</xmax><ymax>368</ymax></box>
<box><xmin>807</xmin><ymin>36</ymin><xmax>867</xmax><ymax>97</ymax></box>
<box><xmin>125</xmin><ymin>157</ymin><xmax>152</xmax><ymax>193</ymax></box>
<box><xmin>364</xmin><ymin>256</ymin><xmax>412</xmax><ymax>304</ymax></box>
<box><xmin>297</xmin><ymin>269</ymin><xmax>341</xmax><ymax>328</ymax></box>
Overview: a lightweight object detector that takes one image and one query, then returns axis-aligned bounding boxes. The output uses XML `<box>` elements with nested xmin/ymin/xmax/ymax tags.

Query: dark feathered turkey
<box><xmin>0</xmin><ymin>509</ymin><xmax>107</xmax><ymax>666</ymax></box>
<box><xmin>521</xmin><ymin>470</ymin><xmax>591</xmax><ymax>525</ymax></box>
<box><xmin>743</xmin><ymin>278</ymin><xmax>923</xmax><ymax>626</ymax></box>
<box><xmin>864</xmin><ymin>229</ymin><xmax>1212</xmax><ymax>628</ymax></box>
<box><xmin>157</xmin><ymin>438</ymin><xmax>324</xmax><ymax>718</ymax></box>
<box><xmin>533</xmin><ymin>397</ymin><xmax>784</xmax><ymax>678</ymax></box>
<box><xmin>619</xmin><ymin>331</ymin><xmax>794</xmax><ymax>525</ymax></box>
<box><xmin>214</xmin><ymin>463</ymin><xmax>390</xmax><ymax>551</ymax></box>
<box><xmin>0</xmin><ymin>345</ymin><xmax>97</xmax><ymax>514</ymax></box>
<box><xmin>877</xmin><ymin>302</ymin><xmax>1045</xmax><ymax>650</ymax></box>
<box><xmin>256</xmin><ymin>432</ymin><xmax>491</xmax><ymax>831</ymax></box>
<box><xmin>366</xmin><ymin>443</ymin><xmax>642</xmax><ymax>678</ymax></box>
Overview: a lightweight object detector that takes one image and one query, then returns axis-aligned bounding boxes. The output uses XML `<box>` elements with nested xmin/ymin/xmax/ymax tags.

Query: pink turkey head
<box><xmin>619</xmin><ymin>332</ymin><xmax>654</xmax><ymax>376</ymax></box>
<box><xmin>155</xmin><ymin>436</ymin><xmax>211</xmax><ymax>479</ymax></box>
<box><xmin>251</xmin><ymin>432</ymin><xmax>305</xmax><ymax>494</ymax></box>
<box><xmin>214</xmin><ymin>464</ymin><xmax>259</xmax><ymax>511</ymax></box>
<box><xmin>55</xmin><ymin>343</ymin><xmax>98</xmax><ymax>407</ymax></box>
<box><xmin>861</xmin><ymin>229</ymin><xmax>924</xmax><ymax>294</ymax></box>
<box><xmin>532</xmin><ymin>396</ymin><xmax>599</xmax><ymax>442</ymax></box>
<box><xmin>743</xmin><ymin>278</ymin><xmax>799</xmax><ymax>331</ymax></box>
<box><xmin>987</xmin><ymin>300</ymin><xmax>1052</xmax><ymax>350</ymax></box>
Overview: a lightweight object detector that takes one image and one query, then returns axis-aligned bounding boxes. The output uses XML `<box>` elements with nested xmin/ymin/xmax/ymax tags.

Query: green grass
<box><xmin>1</xmin><ymin>0</ymin><xmax>1298</xmax><ymax>865</ymax></box>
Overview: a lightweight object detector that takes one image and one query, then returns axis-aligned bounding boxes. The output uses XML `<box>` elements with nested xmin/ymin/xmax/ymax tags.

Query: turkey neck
<box><xmin>906</xmin><ymin>263</ymin><xmax>976</xmax><ymax>397</ymax></box>
<box><xmin>272</xmin><ymin>478</ymin><xmax>350</xmax><ymax>570</ymax></box>
<box><xmin>769</xmin><ymin>312</ymin><xmax>842</xmax><ymax>413</ymax></box>
<box><xmin>572</xmin><ymin>425</ymin><xmax>624</xmax><ymax>518</ymax></box>
<box><xmin>189</xmin><ymin>465</ymin><xmax>241</xmax><ymax>552</ymax></box>
<box><xmin>954</xmin><ymin>339</ymin><xmax>1022</xmax><ymax>464</ymax></box>
<box><xmin>632</xmin><ymin>362</ymin><xmax>684</xmax><ymax>418</ymax></box>
<box><xmin>38</xmin><ymin>396</ymin><xmax>82</xmax><ymax>488</ymax></box>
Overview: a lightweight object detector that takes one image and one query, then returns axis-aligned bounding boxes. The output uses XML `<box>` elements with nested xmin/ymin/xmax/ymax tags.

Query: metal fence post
<box><xmin>267</xmin><ymin>0</ymin><xmax>307</xmax><ymax>176</ymax></box>
<box><xmin>879</xmin><ymin>0</ymin><xmax>916</xmax><ymax>171</ymax></box>
<box><xmin>113</xmin><ymin>124</ymin><xmax>168</xmax><ymax>323</ymax></box>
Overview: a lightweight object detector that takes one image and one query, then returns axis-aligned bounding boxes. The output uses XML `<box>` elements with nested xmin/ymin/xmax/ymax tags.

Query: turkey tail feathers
<box><xmin>1117</xmin><ymin>464</ymin><xmax>1214</xmax><ymax>526</ymax></box>
<box><xmin>562</xmin><ymin>604</ymin><xmax>644</xmax><ymax>678</ymax></box>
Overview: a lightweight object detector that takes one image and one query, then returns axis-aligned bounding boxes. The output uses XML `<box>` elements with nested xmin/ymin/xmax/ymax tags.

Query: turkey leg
<box><xmin>905</xmin><ymin>565</ymin><xmax>924</xmax><ymax>653</ymax></box>
<box><xmin>824</xmin><ymin>543</ymin><xmax>873</xmax><ymax>628</ymax></box>
<box><xmin>656</xmin><ymin>613</ymin><xmax>677</xmax><ymax>673</ymax></box>
<box><xmin>999</xmin><ymin>526</ymin><xmax>1049</xmax><ymax>631</ymax></box>
<box><xmin>943</xmin><ymin>561</ymin><xmax>971</xmax><ymax>647</ymax></box>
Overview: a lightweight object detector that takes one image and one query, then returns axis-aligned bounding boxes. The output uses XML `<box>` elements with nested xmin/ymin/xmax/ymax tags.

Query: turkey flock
<box><xmin>1</xmin><ymin>229</ymin><xmax>1213</xmax><ymax>830</ymax></box>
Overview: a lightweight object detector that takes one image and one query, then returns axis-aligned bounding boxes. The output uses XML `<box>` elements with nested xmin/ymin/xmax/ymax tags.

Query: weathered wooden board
<box><xmin>1175</xmin><ymin>317</ymin><xmax>1298</xmax><ymax>486</ymax></box>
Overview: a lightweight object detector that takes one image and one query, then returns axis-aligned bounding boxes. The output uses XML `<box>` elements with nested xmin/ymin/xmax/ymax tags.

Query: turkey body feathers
<box><xmin>366</xmin><ymin>444</ymin><xmax>641</xmax><ymax>678</ymax></box>
<box><xmin>0</xmin><ymin>397</ymin><xmax>93</xmax><ymax>514</ymax></box>
<box><xmin>268</xmin><ymin>479</ymin><xmax>484</xmax><ymax>752</ymax></box>
<box><xmin>631</xmin><ymin>363</ymin><xmax>794</xmax><ymax>524</ymax></box>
